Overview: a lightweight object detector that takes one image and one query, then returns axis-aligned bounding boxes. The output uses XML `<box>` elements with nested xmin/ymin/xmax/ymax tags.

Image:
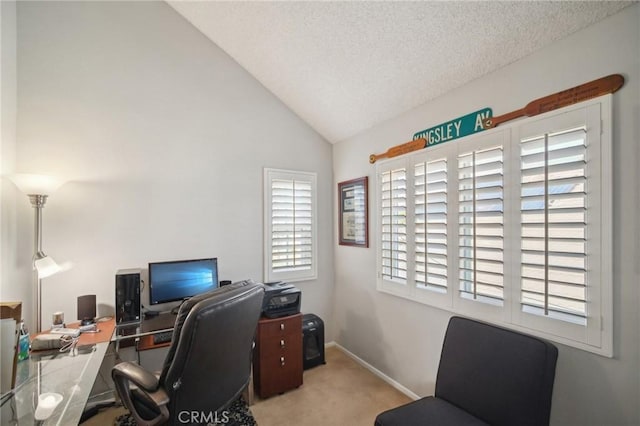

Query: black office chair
<box><xmin>112</xmin><ymin>280</ymin><xmax>264</xmax><ymax>426</ymax></box>
<box><xmin>375</xmin><ymin>316</ymin><xmax>558</xmax><ymax>426</ymax></box>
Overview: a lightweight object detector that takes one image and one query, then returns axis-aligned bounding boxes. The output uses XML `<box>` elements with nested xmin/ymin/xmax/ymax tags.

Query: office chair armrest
<box><xmin>112</xmin><ymin>362</ymin><xmax>170</xmax><ymax>426</ymax></box>
<box><xmin>135</xmin><ymin>386</ymin><xmax>170</xmax><ymax>409</ymax></box>
<box><xmin>112</xmin><ymin>361</ymin><xmax>160</xmax><ymax>392</ymax></box>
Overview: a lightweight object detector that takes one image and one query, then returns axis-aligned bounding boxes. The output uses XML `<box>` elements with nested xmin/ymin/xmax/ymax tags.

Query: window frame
<box><xmin>264</xmin><ymin>168</ymin><xmax>318</xmax><ymax>283</ymax></box>
<box><xmin>375</xmin><ymin>95</ymin><xmax>613</xmax><ymax>357</ymax></box>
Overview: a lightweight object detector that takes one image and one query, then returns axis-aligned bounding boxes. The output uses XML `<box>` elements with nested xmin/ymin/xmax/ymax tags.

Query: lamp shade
<box><xmin>8</xmin><ymin>174</ymin><xmax>66</xmax><ymax>196</ymax></box>
<box><xmin>34</xmin><ymin>253</ymin><xmax>62</xmax><ymax>279</ymax></box>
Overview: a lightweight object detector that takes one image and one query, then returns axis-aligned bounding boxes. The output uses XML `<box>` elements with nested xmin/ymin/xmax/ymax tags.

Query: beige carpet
<box><xmin>82</xmin><ymin>345</ymin><xmax>411</xmax><ymax>425</ymax></box>
<box><xmin>251</xmin><ymin>346</ymin><xmax>411</xmax><ymax>426</ymax></box>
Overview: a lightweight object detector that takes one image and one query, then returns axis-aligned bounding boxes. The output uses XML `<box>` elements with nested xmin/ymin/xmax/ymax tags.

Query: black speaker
<box><xmin>77</xmin><ymin>294</ymin><xmax>96</xmax><ymax>325</ymax></box>
<box><xmin>115</xmin><ymin>270</ymin><xmax>141</xmax><ymax>326</ymax></box>
<box><xmin>302</xmin><ymin>313</ymin><xmax>325</xmax><ymax>370</ymax></box>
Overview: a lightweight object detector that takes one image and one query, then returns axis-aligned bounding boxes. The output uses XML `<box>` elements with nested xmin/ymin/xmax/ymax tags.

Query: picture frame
<box><xmin>338</xmin><ymin>176</ymin><xmax>368</xmax><ymax>247</ymax></box>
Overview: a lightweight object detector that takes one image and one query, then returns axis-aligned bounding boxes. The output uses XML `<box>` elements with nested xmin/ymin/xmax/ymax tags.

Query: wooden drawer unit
<box><xmin>253</xmin><ymin>313</ymin><xmax>303</xmax><ymax>398</ymax></box>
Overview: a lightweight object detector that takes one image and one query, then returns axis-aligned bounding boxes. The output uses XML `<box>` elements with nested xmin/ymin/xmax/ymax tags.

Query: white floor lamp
<box><xmin>9</xmin><ymin>174</ymin><xmax>67</xmax><ymax>333</ymax></box>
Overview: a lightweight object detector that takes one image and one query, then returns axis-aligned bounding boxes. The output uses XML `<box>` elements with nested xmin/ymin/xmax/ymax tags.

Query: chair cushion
<box><xmin>375</xmin><ymin>396</ymin><xmax>489</xmax><ymax>426</ymax></box>
<box><xmin>435</xmin><ymin>316</ymin><xmax>558</xmax><ymax>426</ymax></box>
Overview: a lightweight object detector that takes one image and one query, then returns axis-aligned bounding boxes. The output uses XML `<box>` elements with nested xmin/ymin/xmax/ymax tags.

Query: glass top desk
<box><xmin>0</xmin><ymin>318</ymin><xmax>115</xmax><ymax>425</ymax></box>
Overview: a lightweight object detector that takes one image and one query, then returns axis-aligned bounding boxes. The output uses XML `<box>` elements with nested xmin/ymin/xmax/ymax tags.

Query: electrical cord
<box><xmin>59</xmin><ymin>335</ymin><xmax>79</xmax><ymax>353</ymax></box>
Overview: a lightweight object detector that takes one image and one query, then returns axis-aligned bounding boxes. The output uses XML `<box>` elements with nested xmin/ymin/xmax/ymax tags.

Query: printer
<box><xmin>261</xmin><ymin>281</ymin><xmax>301</xmax><ymax>318</ymax></box>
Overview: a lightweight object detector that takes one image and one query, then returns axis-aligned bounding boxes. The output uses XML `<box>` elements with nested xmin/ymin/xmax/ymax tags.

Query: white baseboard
<box><xmin>325</xmin><ymin>341</ymin><xmax>420</xmax><ymax>401</ymax></box>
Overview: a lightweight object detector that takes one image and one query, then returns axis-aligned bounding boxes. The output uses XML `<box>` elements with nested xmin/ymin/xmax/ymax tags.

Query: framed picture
<box><xmin>338</xmin><ymin>177</ymin><xmax>368</xmax><ymax>247</ymax></box>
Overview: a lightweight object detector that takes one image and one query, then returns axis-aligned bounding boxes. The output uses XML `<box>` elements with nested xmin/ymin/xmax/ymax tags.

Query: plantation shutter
<box><xmin>271</xmin><ymin>179</ymin><xmax>312</xmax><ymax>271</ymax></box>
<box><xmin>375</xmin><ymin>99</ymin><xmax>611</xmax><ymax>355</ymax></box>
<box><xmin>264</xmin><ymin>169</ymin><xmax>317</xmax><ymax>282</ymax></box>
<box><xmin>458</xmin><ymin>146</ymin><xmax>505</xmax><ymax>304</ymax></box>
<box><xmin>414</xmin><ymin>159</ymin><xmax>448</xmax><ymax>293</ymax></box>
<box><xmin>381</xmin><ymin>167</ymin><xmax>407</xmax><ymax>283</ymax></box>
<box><xmin>519</xmin><ymin>127</ymin><xmax>588</xmax><ymax>325</ymax></box>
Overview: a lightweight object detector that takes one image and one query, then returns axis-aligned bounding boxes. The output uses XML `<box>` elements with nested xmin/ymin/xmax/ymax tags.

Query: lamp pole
<box><xmin>8</xmin><ymin>173</ymin><xmax>67</xmax><ymax>333</ymax></box>
<box><xmin>29</xmin><ymin>194</ymin><xmax>48</xmax><ymax>333</ymax></box>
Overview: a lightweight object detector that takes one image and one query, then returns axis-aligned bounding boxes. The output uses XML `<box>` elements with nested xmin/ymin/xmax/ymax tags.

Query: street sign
<box><xmin>413</xmin><ymin>108</ymin><xmax>492</xmax><ymax>147</ymax></box>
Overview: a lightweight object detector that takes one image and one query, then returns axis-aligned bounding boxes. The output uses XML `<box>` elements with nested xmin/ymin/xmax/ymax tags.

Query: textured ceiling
<box><xmin>168</xmin><ymin>1</ymin><xmax>633</xmax><ymax>143</ymax></box>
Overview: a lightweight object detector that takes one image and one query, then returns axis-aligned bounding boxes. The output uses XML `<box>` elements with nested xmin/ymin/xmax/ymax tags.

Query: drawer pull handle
<box><xmin>280</xmin><ymin>339</ymin><xmax>285</xmax><ymax>348</ymax></box>
<box><xmin>280</xmin><ymin>356</ymin><xmax>285</xmax><ymax>366</ymax></box>
<box><xmin>280</xmin><ymin>323</ymin><xmax>285</xmax><ymax>330</ymax></box>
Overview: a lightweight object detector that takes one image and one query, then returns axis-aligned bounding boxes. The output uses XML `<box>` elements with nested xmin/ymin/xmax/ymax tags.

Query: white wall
<box><xmin>13</xmin><ymin>1</ymin><xmax>334</xmax><ymax>338</ymax></box>
<box><xmin>333</xmin><ymin>5</ymin><xmax>639</xmax><ymax>425</ymax></box>
<box><xmin>1</xmin><ymin>0</ymin><xmax>31</xmax><ymax>324</ymax></box>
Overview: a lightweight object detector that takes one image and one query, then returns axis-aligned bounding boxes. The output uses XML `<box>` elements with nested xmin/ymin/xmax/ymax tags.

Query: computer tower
<box><xmin>302</xmin><ymin>313</ymin><xmax>325</xmax><ymax>370</ymax></box>
<box><xmin>115</xmin><ymin>269</ymin><xmax>141</xmax><ymax>326</ymax></box>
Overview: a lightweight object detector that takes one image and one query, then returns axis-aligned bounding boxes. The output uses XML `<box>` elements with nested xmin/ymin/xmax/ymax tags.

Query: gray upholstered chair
<box><xmin>375</xmin><ymin>316</ymin><xmax>558</xmax><ymax>426</ymax></box>
<box><xmin>112</xmin><ymin>280</ymin><xmax>264</xmax><ymax>426</ymax></box>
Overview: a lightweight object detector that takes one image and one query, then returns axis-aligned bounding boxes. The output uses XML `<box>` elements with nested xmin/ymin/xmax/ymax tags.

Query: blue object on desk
<box><xmin>18</xmin><ymin>321</ymin><xmax>29</xmax><ymax>361</ymax></box>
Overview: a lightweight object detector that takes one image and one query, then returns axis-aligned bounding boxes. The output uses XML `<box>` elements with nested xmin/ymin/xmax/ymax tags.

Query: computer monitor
<box><xmin>148</xmin><ymin>258</ymin><xmax>218</xmax><ymax>305</ymax></box>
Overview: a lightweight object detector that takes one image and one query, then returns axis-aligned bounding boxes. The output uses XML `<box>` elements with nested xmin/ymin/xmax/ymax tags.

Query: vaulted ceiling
<box><xmin>168</xmin><ymin>1</ymin><xmax>633</xmax><ymax>143</ymax></box>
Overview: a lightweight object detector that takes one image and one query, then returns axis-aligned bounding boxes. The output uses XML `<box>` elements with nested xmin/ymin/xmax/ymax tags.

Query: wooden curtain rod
<box><xmin>369</xmin><ymin>138</ymin><xmax>427</xmax><ymax>164</ymax></box>
<box><xmin>482</xmin><ymin>74</ymin><xmax>624</xmax><ymax>129</ymax></box>
<box><xmin>369</xmin><ymin>74</ymin><xmax>624</xmax><ymax>164</ymax></box>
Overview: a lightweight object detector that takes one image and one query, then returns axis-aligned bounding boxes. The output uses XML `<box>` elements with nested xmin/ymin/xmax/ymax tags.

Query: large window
<box><xmin>376</xmin><ymin>97</ymin><xmax>612</xmax><ymax>356</ymax></box>
<box><xmin>264</xmin><ymin>169</ymin><xmax>317</xmax><ymax>283</ymax></box>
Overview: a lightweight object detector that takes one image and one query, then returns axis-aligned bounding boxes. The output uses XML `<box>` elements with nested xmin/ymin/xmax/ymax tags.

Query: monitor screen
<box><xmin>148</xmin><ymin>258</ymin><xmax>218</xmax><ymax>305</ymax></box>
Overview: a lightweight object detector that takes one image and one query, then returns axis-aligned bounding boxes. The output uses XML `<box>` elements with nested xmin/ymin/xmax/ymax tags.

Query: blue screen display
<box><xmin>148</xmin><ymin>258</ymin><xmax>218</xmax><ymax>305</ymax></box>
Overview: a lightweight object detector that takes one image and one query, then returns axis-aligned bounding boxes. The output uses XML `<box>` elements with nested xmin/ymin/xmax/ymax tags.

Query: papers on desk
<box><xmin>31</xmin><ymin>334</ymin><xmax>63</xmax><ymax>351</ymax></box>
<box><xmin>50</xmin><ymin>328</ymin><xmax>81</xmax><ymax>338</ymax></box>
<box><xmin>32</xmin><ymin>328</ymin><xmax>81</xmax><ymax>351</ymax></box>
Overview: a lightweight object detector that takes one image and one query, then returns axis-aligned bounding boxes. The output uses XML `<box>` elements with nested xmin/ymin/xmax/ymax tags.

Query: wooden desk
<box><xmin>75</xmin><ymin>318</ymin><xmax>116</xmax><ymax>345</ymax></box>
<box><xmin>137</xmin><ymin>332</ymin><xmax>172</xmax><ymax>351</ymax></box>
<box><xmin>32</xmin><ymin>317</ymin><xmax>116</xmax><ymax>347</ymax></box>
<box><xmin>140</xmin><ymin>312</ymin><xmax>176</xmax><ymax>333</ymax></box>
<box><xmin>138</xmin><ymin>312</ymin><xmax>175</xmax><ymax>350</ymax></box>
<box><xmin>113</xmin><ymin>313</ymin><xmax>176</xmax><ymax>351</ymax></box>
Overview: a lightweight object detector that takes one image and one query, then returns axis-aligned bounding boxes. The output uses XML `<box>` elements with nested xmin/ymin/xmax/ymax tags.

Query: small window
<box><xmin>264</xmin><ymin>169</ymin><xmax>317</xmax><ymax>283</ymax></box>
